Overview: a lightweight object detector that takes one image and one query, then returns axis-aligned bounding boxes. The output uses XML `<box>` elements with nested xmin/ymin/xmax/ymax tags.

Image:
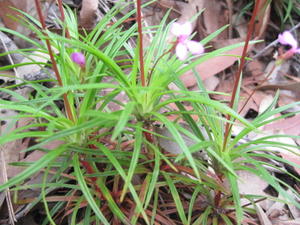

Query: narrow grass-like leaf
<box><xmin>163</xmin><ymin>172</ymin><xmax>188</xmax><ymax>224</ymax></box>
<box><xmin>83</xmin><ymin>206</ymin><xmax>92</xmax><ymax>225</ymax></box>
<box><xmin>0</xmin><ymin>146</ymin><xmax>66</xmax><ymax>191</ymax></box>
<box><xmin>243</xmin><ymin>155</ymin><xmax>300</xmax><ymax>208</ymax></box>
<box><xmin>96</xmin><ymin>143</ymin><xmax>150</xmax><ymax>224</ymax></box>
<box><xmin>177</xmin><ymin>40</ymin><xmax>261</xmax><ymax>76</ymax></box>
<box><xmin>144</xmin><ymin>142</ymin><xmax>161</xmax><ymax>208</ymax></box>
<box><xmin>111</xmin><ymin>102</ymin><xmax>135</xmax><ymax>140</ymax></box>
<box><xmin>150</xmin><ymin>187</ymin><xmax>159</xmax><ymax>225</ymax></box>
<box><xmin>96</xmin><ymin>178</ymin><xmax>131</xmax><ymax>224</ymax></box>
<box><xmin>0</xmin><ymin>26</ymin><xmax>43</xmax><ymax>48</ymax></box>
<box><xmin>201</xmin><ymin>25</ymin><xmax>230</xmax><ymax>45</ymax></box>
<box><xmin>192</xmin><ymin>205</ymin><xmax>212</xmax><ymax>225</ymax></box>
<box><xmin>225</xmin><ymin>170</ymin><xmax>243</xmax><ymax>225</ymax></box>
<box><xmin>70</xmin><ymin>196</ymin><xmax>84</xmax><ymax>225</ymax></box>
<box><xmin>72</xmin><ymin>154</ymin><xmax>110</xmax><ymax>225</ymax></box>
<box><xmin>187</xmin><ymin>185</ymin><xmax>202</xmax><ymax>224</ymax></box>
<box><xmin>41</xmin><ymin>167</ymin><xmax>55</xmax><ymax>225</ymax></box>
<box><xmin>120</xmin><ymin>122</ymin><xmax>142</xmax><ymax>200</ymax></box>
<box><xmin>154</xmin><ymin>112</ymin><xmax>200</xmax><ymax>179</ymax></box>
<box><xmin>220</xmin><ymin>214</ymin><xmax>234</xmax><ymax>225</ymax></box>
<box><xmin>154</xmin><ymin>97</ymin><xmax>255</xmax><ymax>129</ymax></box>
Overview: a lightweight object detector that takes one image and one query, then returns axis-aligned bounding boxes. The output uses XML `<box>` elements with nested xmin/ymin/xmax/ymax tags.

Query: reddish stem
<box><xmin>34</xmin><ymin>0</ymin><xmax>74</xmax><ymax>122</ymax></box>
<box><xmin>223</xmin><ymin>0</ymin><xmax>261</xmax><ymax>151</ymax></box>
<box><xmin>143</xmin><ymin>130</ymin><xmax>153</xmax><ymax>143</ymax></box>
<box><xmin>56</xmin><ymin>0</ymin><xmax>71</xmax><ymax>38</ymax></box>
<box><xmin>79</xmin><ymin>158</ymin><xmax>104</xmax><ymax>199</ymax></box>
<box><xmin>136</xmin><ymin>0</ymin><xmax>146</xmax><ymax>86</ymax></box>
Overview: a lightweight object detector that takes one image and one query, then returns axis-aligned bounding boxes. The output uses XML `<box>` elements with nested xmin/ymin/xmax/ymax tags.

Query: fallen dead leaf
<box><xmin>236</xmin><ymin>170</ymin><xmax>270</xmax><ymax>209</ymax></box>
<box><xmin>181</xmin><ymin>39</ymin><xmax>252</xmax><ymax>87</ymax></box>
<box><xmin>254</xmin><ymin>0</ymin><xmax>271</xmax><ymax>38</ymax></box>
<box><xmin>256</xmin><ymin>204</ymin><xmax>272</xmax><ymax>225</ymax></box>
<box><xmin>15</xmin><ymin>51</ymin><xmax>50</xmax><ymax>83</ymax></box>
<box><xmin>202</xmin><ymin>0</ymin><xmax>228</xmax><ymax>39</ymax></box>
<box><xmin>0</xmin><ymin>0</ymin><xmax>26</xmax><ymax>30</ymax></box>
<box><xmin>246</xmin><ymin>59</ymin><xmax>265</xmax><ymax>77</ymax></box>
<box><xmin>203</xmin><ymin>75</ymin><xmax>219</xmax><ymax>91</ymax></box>
<box><xmin>264</xmin><ymin>114</ymin><xmax>300</xmax><ymax>136</ymax></box>
<box><xmin>238</xmin><ymin>89</ymin><xmax>268</xmax><ymax>117</ymax></box>
<box><xmin>286</xmin><ymin>193</ymin><xmax>300</xmax><ymax>220</ymax></box>
<box><xmin>176</xmin><ymin>0</ymin><xmax>204</xmax><ymax>26</ymax></box>
<box><xmin>80</xmin><ymin>0</ymin><xmax>99</xmax><ymax>29</ymax></box>
<box><xmin>279</xmin><ymin>220</ymin><xmax>300</xmax><ymax>225</ymax></box>
<box><xmin>0</xmin><ymin>0</ymin><xmax>52</xmax><ymax>48</ymax></box>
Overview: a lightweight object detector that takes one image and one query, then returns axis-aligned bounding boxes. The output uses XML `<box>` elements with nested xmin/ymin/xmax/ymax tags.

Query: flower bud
<box><xmin>71</xmin><ymin>52</ymin><xmax>85</xmax><ymax>68</ymax></box>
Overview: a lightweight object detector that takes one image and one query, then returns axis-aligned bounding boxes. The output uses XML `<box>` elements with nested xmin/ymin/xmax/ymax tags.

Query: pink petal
<box><xmin>186</xmin><ymin>40</ymin><xmax>204</xmax><ymax>55</ymax></box>
<box><xmin>71</xmin><ymin>52</ymin><xmax>85</xmax><ymax>67</ymax></box>
<box><xmin>171</xmin><ymin>22</ymin><xmax>183</xmax><ymax>37</ymax></box>
<box><xmin>176</xmin><ymin>43</ymin><xmax>188</xmax><ymax>60</ymax></box>
<box><xmin>296</xmin><ymin>48</ymin><xmax>300</xmax><ymax>54</ymax></box>
<box><xmin>170</xmin><ymin>22</ymin><xmax>192</xmax><ymax>37</ymax></box>
<box><xmin>278</xmin><ymin>31</ymin><xmax>298</xmax><ymax>49</ymax></box>
<box><xmin>180</xmin><ymin>22</ymin><xmax>193</xmax><ymax>36</ymax></box>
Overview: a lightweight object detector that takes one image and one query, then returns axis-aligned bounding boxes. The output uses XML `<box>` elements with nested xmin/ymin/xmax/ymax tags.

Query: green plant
<box><xmin>0</xmin><ymin>0</ymin><xmax>299</xmax><ymax>224</ymax></box>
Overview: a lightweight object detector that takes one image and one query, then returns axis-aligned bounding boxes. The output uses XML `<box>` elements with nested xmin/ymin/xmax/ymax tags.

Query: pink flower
<box><xmin>278</xmin><ymin>31</ymin><xmax>300</xmax><ymax>54</ymax></box>
<box><xmin>171</xmin><ymin>22</ymin><xmax>204</xmax><ymax>60</ymax></box>
<box><xmin>71</xmin><ymin>52</ymin><xmax>85</xmax><ymax>68</ymax></box>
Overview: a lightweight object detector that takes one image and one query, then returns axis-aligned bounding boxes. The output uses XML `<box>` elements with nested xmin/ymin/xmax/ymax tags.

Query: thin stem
<box><xmin>34</xmin><ymin>0</ymin><xmax>74</xmax><ymax>122</ymax></box>
<box><xmin>223</xmin><ymin>0</ymin><xmax>261</xmax><ymax>151</ymax></box>
<box><xmin>56</xmin><ymin>0</ymin><xmax>70</xmax><ymax>38</ymax></box>
<box><xmin>147</xmin><ymin>45</ymin><xmax>175</xmax><ymax>85</ymax></box>
<box><xmin>136</xmin><ymin>0</ymin><xmax>146</xmax><ymax>86</ymax></box>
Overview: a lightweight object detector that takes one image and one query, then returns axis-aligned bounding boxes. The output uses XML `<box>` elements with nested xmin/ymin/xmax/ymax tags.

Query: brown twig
<box><xmin>34</xmin><ymin>0</ymin><xmax>74</xmax><ymax>122</ymax></box>
<box><xmin>223</xmin><ymin>0</ymin><xmax>261</xmax><ymax>151</ymax></box>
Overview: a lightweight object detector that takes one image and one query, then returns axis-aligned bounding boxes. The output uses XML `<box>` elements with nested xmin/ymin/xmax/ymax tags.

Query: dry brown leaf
<box><xmin>15</xmin><ymin>51</ymin><xmax>50</xmax><ymax>83</ymax></box>
<box><xmin>264</xmin><ymin>114</ymin><xmax>300</xmax><ymax>136</ymax></box>
<box><xmin>180</xmin><ymin>39</ymin><xmax>249</xmax><ymax>87</ymax></box>
<box><xmin>246</xmin><ymin>59</ymin><xmax>265</xmax><ymax>77</ymax></box>
<box><xmin>0</xmin><ymin>31</ymin><xmax>24</xmax><ymax>65</ymax></box>
<box><xmin>0</xmin><ymin>0</ymin><xmax>47</xmax><ymax>48</ymax></box>
<box><xmin>202</xmin><ymin>0</ymin><xmax>228</xmax><ymax>39</ymax></box>
<box><xmin>287</xmin><ymin>194</ymin><xmax>300</xmax><ymax>220</ymax></box>
<box><xmin>236</xmin><ymin>170</ymin><xmax>270</xmax><ymax>208</ymax></box>
<box><xmin>80</xmin><ymin>0</ymin><xmax>99</xmax><ymax>29</ymax></box>
<box><xmin>155</xmin><ymin>124</ymin><xmax>208</xmax><ymax>156</ymax></box>
<box><xmin>267</xmin><ymin>201</ymin><xmax>289</xmax><ymax>221</ymax></box>
<box><xmin>278</xmin><ymin>220</ymin><xmax>300</xmax><ymax>225</ymax></box>
<box><xmin>0</xmin><ymin>113</ymin><xmax>31</xmax><ymax>210</ymax></box>
<box><xmin>176</xmin><ymin>0</ymin><xmax>204</xmax><ymax>25</ymax></box>
<box><xmin>254</xmin><ymin>0</ymin><xmax>271</xmax><ymax>38</ymax></box>
<box><xmin>238</xmin><ymin>90</ymin><xmax>267</xmax><ymax>117</ymax></box>
<box><xmin>278</xmin><ymin>152</ymin><xmax>300</xmax><ymax>175</ymax></box>
<box><xmin>8</xmin><ymin>140</ymin><xmax>64</xmax><ymax>178</ymax></box>
<box><xmin>258</xmin><ymin>82</ymin><xmax>300</xmax><ymax>97</ymax></box>
<box><xmin>203</xmin><ymin>75</ymin><xmax>219</xmax><ymax>91</ymax></box>
<box><xmin>258</xmin><ymin>129</ymin><xmax>300</xmax><ymax>175</ymax></box>
<box><xmin>0</xmin><ymin>0</ymin><xmax>25</xmax><ymax>30</ymax></box>
<box><xmin>256</xmin><ymin>204</ymin><xmax>273</xmax><ymax>225</ymax></box>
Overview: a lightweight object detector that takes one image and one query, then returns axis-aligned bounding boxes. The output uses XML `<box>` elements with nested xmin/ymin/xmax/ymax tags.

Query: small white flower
<box><xmin>171</xmin><ymin>22</ymin><xmax>204</xmax><ymax>60</ymax></box>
